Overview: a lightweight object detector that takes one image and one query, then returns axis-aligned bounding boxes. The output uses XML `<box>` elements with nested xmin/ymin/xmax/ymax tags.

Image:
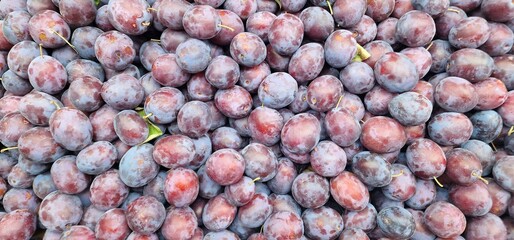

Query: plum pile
<box><xmin>0</xmin><ymin>0</ymin><xmax>513</xmax><ymax>239</ymax></box>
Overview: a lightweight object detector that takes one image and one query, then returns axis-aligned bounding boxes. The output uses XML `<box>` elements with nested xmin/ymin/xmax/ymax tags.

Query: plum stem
<box><xmin>508</xmin><ymin>126</ymin><xmax>514</xmax><ymax>136</ymax></box>
<box><xmin>311</xmin><ymin>97</ymin><xmax>317</xmax><ymax>104</ymax></box>
<box><xmin>218</xmin><ymin>24</ymin><xmax>235</xmax><ymax>32</ymax></box>
<box><xmin>49</xmin><ymin>100</ymin><xmax>61</xmax><ymax>110</ymax></box>
<box><xmin>49</xmin><ymin>29</ymin><xmax>78</xmax><ymax>53</ymax></box>
<box><xmin>39</xmin><ymin>44</ymin><xmax>43</xmax><ymax>57</ymax></box>
<box><xmin>274</xmin><ymin>0</ymin><xmax>282</xmax><ymax>10</ymax></box>
<box><xmin>433</xmin><ymin>176</ymin><xmax>444</xmax><ymax>188</ymax></box>
<box><xmin>356</xmin><ymin>44</ymin><xmax>371</xmax><ymax>60</ymax></box>
<box><xmin>335</xmin><ymin>95</ymin><xmax>343</xmax><ymax>109</ymax></box>
<box><xmin>472</xmin><ymin>171</ymin><xmax>489</xmax><ymax>184</ymax></box>
<box><xmin>447</xmin><ymin>8</ymin><xmax>460</xmax><ymax>13</ymax></box>
<box><xmin>143</xmin><ymin>113</ymin><xmax>153</xmax><ymax>119</ymax></box>
<box><xmin>490</xmin><ymin>141</ymin><xmax>497</xmax><ymax>152</ymax></box>
<box><xmin>141</xmin><ymin>22</ymin><xmax>151</xmax><ymax>27</ymax></box>
<box><xmin>150</xmin><ymin>39</ymin><xmax>161</xmax><ymax>42</ymax></box>
<box><xmin>360</xmin><ymin>119</ymin><xmax>365</xmax><ymax>124</ymax></box>
<box><xmin>252</xmin><ymin>177</ymin><xmax>261</xmax><ymax>182</ymax></box>
<box><xmin>352</xmin><ymin>54</ymin><xmax>362</xmax><ymax>62</ymax></box>
<box><xmin>391</xmin><ymin>170</ymin><xmax>404</xmax><ymax>177</ymax></box>
<box><xmin>326</xmin><ymin>0</ymin><xmax>333</xmax><ymax>15</ymax></box>
<box><xmin>0</xmin><ymin>146</ymin><xmax>18</xmax><ymax>153</ymax></box>
<box><xmin>302</xmin><ymin>166</ymin><xmax>314</xmax><ymax>173</ymax></box>
<box><xmin>425</xmin><ymin>41</ymin><xmax>433</xmax><ymax>51</ymax></box>
<box><xmin>147</xmin><ymin>7</ymin><xmax>157</xmax><ymax>12</ymax></box>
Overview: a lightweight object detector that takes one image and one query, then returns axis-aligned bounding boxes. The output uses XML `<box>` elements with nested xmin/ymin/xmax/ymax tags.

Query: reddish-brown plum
<box><xmin>237</xmin><ymin>192</ymin><xmax>273</xmax><ymax>228</ymax></box>
<box><xmin>302</xmin><ymin>206</ymin><xmax>344</xmax><ymax>240</ymax></box>
<box><xmin>405</xmin><ymin>179</ymin><xmax>436</xmax><ymax>210</ymax></box>
<box><xmin>151</xmin><ymin>54</ymin><xmax>191</xmax><ymax>88</ymax></box>
<box><xmin>51</xmin><ymin>155</ymin><xmax>90</xmax><ymax>194</ymax></box>
<box><xmin>424</xmin><ymin>201</ymin><xmax>466</xmax><ymax>238</ymax></box>
<box><xmin>450</xmin><ymin>181</ymin><xmax>493</xmax><ymax>217</ymax></box>
<box><xmin>367</xmin><ymin>0</ymin><xmax>395</xmax><ymax>22</ymax></box>
<box><xmin>0</xmin><ymin>209</ymin><xmax>37</xmax><ymax>240</ymax></box>
<box><xmin>449</xmin><ymin>17</ymin><xmax>490</xmax><ymax>49</ymax></box>
<box><xmin>214</xmin><ymin>85</ymin><xmax>252</xmax><ymax>119</ymax></box>
<box><xmin>39</xmin><ymin>191</ymin><xmax>83</xmax><ymax>231</ymax></box>
<box><xmin>281</xmin><ymin>113</ymin><xmax>321</xmax><ymax>154</ymax></box>
<box><xmin>156</xmin><ymin>0</ymin><xmax>191</xmax><ymax>30</ymax></box>
<box><xmin>324</xmin><ymin>30</ymin><xmax>357</xmax><ymax>68</ymax></box>
<box><xmin>101</xmin><ymin>73</ymin><xmax>144</xmax><ymax>110</ymax></box>
<box><xmin>163</xmin><ymin>168</ymin><xmax>199</xmax><ymax>207</ymax></box>
<box><xmin>160</xmin><ymin>207</ymin><xmax>198</xmax><ymax>240</ymax></box>
<box><xmin>291</xmin><ymin>172</ymin><xmax>330</xmax><ymax>209</ymax></box>
<box><xmin>435</xmin><ymin>77</ymin><xmax>478</xmax><ymax>112</ymax></box>
<box><xmin>493</xmin><ymin>156</ymin><xmax>514</xmax><ymax>192</ymax></box>
<box><xmin>229</xmin><ymin>32</ymin><xmax>266</xmax><ymax>67</ymax></box>
<box><xmin>125</xmin><ymin>196</ymin><xmax>165</xmax><ymax>234</ymax></box>
<box><xmin>288</xmin><ymin>43</ymin><xmax>325</xmax><ymax>84</ymax></box>
<box><xmin>481</xmin><ymin>0</ymin><xmax>514</xmax><ymax>22</ymax></box>
<box><xmin>310</xmin><ymin>140</ymin><xmax>347</xmax><ymax>177</ymax></box>
<box><xmin>406</xmin><ymin>138</ymin><xmax>447</xmax><ymax>179</ymax></box>
<box><xmin>395</xmin><ymin>10</ymin><xmax>436</xmax><ymax>47</ymax></box>
<box><xmin>113</xmin><ymin>110</ymin><xmax>148</xmax><ymax>146</ymax></box>
<box><xmin>205</xmin><ymin>149</ymin><xmax>245</xmax><ymax>186</ymax></box>
<box><xmin>374</xmin><ymin>52</ymin><xmax>419</xmax><ymax>93</ymax></box>
<box><xmin>363</xmin><ymin>40</ymin><xmax>394</xmax><ymax>69</ymax></box>
<box><xmin>447</xmin><ymin>48</ymin><xmax>494</xmax><ymax>83</ymax></box>
<box><xmin>89</xmin><ymin>170</ymin><xmax>129</xmax><ymax>211</ymax></box>
<box><xmin>59</xmin><ymin>0</ymin><xmax>96</xmax><ymax>28</ymax></box>
<box><xmin>153</xmin><ymin>134</ymin><xmax>195</xmax><ymax>169</ymax></box>
<box><xmin>268</xmin><ymin>13</ymin><xmax>304</xmax><ymax>56</ymax></box>
<box><xmin>61</xmin><ymin>225</ymin><xmax>96</xmax><ymax>239</ymax></box>
<box><xmin>360</xmin><ymin>116</ymin><xmax>407</xmax><ymax>153</ymax></box>
<box><xmin>330</xmin><ymin>171</ymin><xmax>370</xmax><ymax>211</ymax></box>
<box><xmin>18</xmin><ymin>127</ymin><xmax>66</xmax><ymax>163</ymax></box>
<box><xmin>94</xmin><ymin>31</ymin><xmax>135</xmax><ymax>71</ymax></box>
<box><xmin>306</xmin><ymin>75</ymin><xmax>343</xmax><ymax>112</ymax></box>
<box><xmin>352</xmin><ymin>151</ymin><xmax>392</xmax><ymax>188</ymax></box>
<box><xmin>445</xmin><ymin>148</ymin><xmax>483</xmax><ymax>185</ymax></box>
<box><xmin>241</xmin><ymin>143</ymin><xmax>277</xmax><ymax>182</ymax></box>
<box><xmin>28</xmin><ymin>10</ymin><xmax>70</xmax><ymax>49</ymax></box>
<box><xmin>95</xmin><ymin>208</ymin><xmax>131</xmax><ymax>240</ymax></box>
<box><xmin>465</xmin><ymin>213</ymin><xmax>507</xmax><ymax>240</ymax></box>
<box><xmin>202</xmin><ymin>193</ymin><xmax>237</xmax><ymax>231</ymax></box>
<box><xmin>247</xmin><ymin>106</ymin><xmax>283</xmax><ymax>146</ymax></box>
<box><xmin>428</xmin><ymin>112</ymin><xmax>473</xmax><ymax>146</ymax></box>
<box><xmin>211</xmin><ymin>126</ymin><xmax>245</xmax><ymax>151</ymax></box>
<box><xmin>182</xmin><ymin>5</ymin><xmax>221</xmax><ymax>39</ymax></box>
<box><xmin>382</xmin><ymin>164</ymin><xmax>416</xmax><ymax>201</ymax></box>
<box><xmin>205</xmin><ymin>55</ymin><xmax>240</xmax><ymax>89</ymax></box>
<box><xmin>267</xmin><ymin>158</ymin><xmax>297</xmax><ymax>195</ymax></box>
<box><xmin>343</xmin><ymin>203</ymin><xmax>377</xmax><ymax>232</ymax></box>
<box><xmin>262</xmin><ymin>211</ymin><xmax>304</xmax><ymax>240</ymax></box>
<box><xmin>332</xmin><ymin>0</ymin><xmax>366</xmax><ymax>28</ymax></box>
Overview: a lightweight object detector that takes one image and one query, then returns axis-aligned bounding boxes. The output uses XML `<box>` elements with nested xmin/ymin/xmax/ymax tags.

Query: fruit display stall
<box><xmin>0</xmin><ymin>0</ymin><xmax>513</xmax><ymax>239</ymax></box>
